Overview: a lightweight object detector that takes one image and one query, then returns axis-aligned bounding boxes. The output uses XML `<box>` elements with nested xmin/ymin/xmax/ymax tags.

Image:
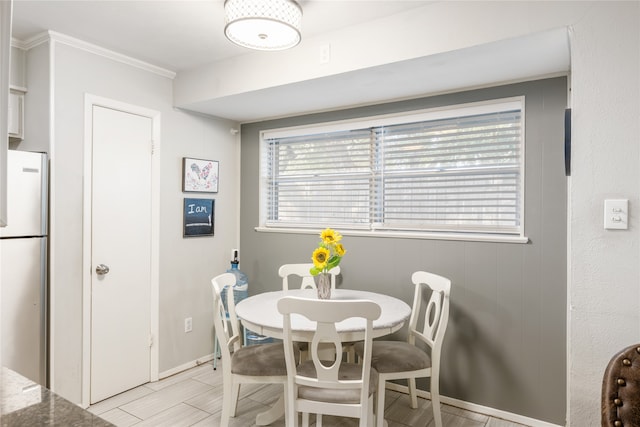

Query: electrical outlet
<box><xmin>184</xmin><ymin>317</ymin><xmax>193</xmax><ymax>333</ymax></box>
<box><xmin>320</xmin><ymin>44</ymin><xmax>331</xmax><ymax>64</ymax></box>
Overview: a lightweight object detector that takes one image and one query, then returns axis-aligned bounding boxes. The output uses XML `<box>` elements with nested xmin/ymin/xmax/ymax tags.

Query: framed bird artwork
<box><xmin>182</xmin><ymin>157</ymin><xmax>219</xmax><ymax>193</ymax></box>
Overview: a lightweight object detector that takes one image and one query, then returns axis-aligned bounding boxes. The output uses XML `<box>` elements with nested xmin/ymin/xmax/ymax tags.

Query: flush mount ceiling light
<box><xmin>224</xmin><ymin>0</ymin><xmax>303</xmax><ymax>51</ymax></box>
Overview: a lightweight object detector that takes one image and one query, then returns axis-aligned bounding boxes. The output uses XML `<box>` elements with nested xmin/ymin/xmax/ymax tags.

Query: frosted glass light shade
<box><xmin>224</xmin><ymin>0</ymin><xmax>302</xmax><ymax>51</ymax></box>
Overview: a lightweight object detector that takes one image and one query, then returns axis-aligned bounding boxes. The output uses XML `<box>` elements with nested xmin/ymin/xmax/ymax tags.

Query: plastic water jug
<box><xmin>221</xmin><ymin>250</ymin><xmax>248</xmax><ymax>314</ymax></box>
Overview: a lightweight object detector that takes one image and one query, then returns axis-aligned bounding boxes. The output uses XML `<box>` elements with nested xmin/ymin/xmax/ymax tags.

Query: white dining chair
<box><xmin>354</xmin><ymin>271</ymin><xmax>451</xmax><ymax>427</ymax></box>
<box><xmin>279</xmin><ymin>263</ymin><xmax>346</xmax><ymax>363</ymax></box>
<box><xmin>278</xmin><ymin>263</ymin><xmax>341</xmax><ymax>291</ymax></box>
<box><xmin>211</xmin><ymin>273</ymin><xmax>292</xmax><ymax>427</ymax></box>
<box><xmin>278</xmin><ymin>296</ymin><xmax>381</xmax><ymax>427</ymax></box>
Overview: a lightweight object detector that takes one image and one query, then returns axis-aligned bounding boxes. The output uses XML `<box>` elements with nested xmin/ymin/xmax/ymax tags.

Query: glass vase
<box><xmin>314</xmin><ymin>273</ymin><xmax>331</xmax><ymax>299</ymax></box>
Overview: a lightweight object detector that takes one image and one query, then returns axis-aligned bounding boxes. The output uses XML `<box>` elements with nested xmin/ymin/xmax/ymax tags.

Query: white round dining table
<box><xmin>234</xmin><ymin>288</ymin><xmax>410</xmax><ymax>426</ymax></box>
<box><xmin>235</xmin><ymin>288</ymin><xmax>412</xmax><ymax>342</ymax></box>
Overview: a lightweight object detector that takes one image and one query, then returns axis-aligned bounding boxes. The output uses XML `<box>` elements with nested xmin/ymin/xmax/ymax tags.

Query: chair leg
<box><xmin>408</xmin><ymin>378</ymin><xmax>418</xmax><ymax>408</ymax></box>
<box><xmin>431</xmin><ymin>375</ymin><xmax>443</xmax><ymax>427</ymax></box>
<box><xmin>220</xmin><ymin>403</ymin><xmax>230</xmax><ymax>427</ymax></box>
<box><xmin>230</xmin><ymin>383</ymin><xmax>240</xmax><ymax>417</ymax></box>
<box><xmin>376</xmin><ymin>379</ymin><xmax>386</xmax><ymax>427</ymax></box>
<box><xmin>363</xmin><ymin>394</ymin><xmax>375</xmax><ymax>427</ymax></box>
<box><xmin>284</xmin><ymin>386</ymin><xmax>297</xmax><ymax>427</ymax></box>
<box><xmin>220</xmin><ymin>380</ymin><xmax>233</xmax><ymax>427</ymax></box>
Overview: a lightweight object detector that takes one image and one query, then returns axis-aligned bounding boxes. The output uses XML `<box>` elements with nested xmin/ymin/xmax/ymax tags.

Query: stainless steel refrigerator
<box><xmin>0</xmin><ymin>150</ymin><xmax>48</xmax><ymax>386</ymax></box>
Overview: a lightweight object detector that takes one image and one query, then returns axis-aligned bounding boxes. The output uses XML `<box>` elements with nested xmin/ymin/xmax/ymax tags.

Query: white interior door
<box><xmin>90</xmin><ymin>105</ymin><xmax>152</xmax><ymax>403</ymax></box>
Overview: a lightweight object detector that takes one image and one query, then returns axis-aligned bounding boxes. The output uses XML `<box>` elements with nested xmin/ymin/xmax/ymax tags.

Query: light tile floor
<box><xmin>88</xmin><ymin>361</ymin><xmax>532</xmax><ymax>427</ymax></box>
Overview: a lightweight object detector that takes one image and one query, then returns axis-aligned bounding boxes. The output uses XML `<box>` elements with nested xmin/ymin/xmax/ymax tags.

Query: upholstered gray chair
<box><xmin>211</xmin><ymin>273</ymin><xmax>293</xmax><ymax>426</ymax></box>
<box><xmin>354</xmin><ymin>271</ymin><xmax>451</xmax><ymax>427</ymax></box>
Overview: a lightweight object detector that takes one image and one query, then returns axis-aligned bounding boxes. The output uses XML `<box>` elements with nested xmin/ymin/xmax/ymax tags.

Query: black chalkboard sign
<box><xmin>183</xmin><ymin>198</ymin><xmax>214</xmax><ymax>237</ymax></box>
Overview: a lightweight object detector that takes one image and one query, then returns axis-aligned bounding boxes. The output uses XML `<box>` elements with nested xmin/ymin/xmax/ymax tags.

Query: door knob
<box><xmin>96</xmin><ymin>264</ymin><xmax>110</xmax><ymax>275</ymax></box>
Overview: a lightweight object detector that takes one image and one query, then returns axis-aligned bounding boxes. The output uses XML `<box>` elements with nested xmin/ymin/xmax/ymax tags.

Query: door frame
<box><xmin>81</xmin><ymin>94</ymin><xmax>160</xmax><ymax>408</ymax></box>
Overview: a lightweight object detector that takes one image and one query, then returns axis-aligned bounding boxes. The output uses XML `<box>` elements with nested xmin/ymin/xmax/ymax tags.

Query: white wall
<box><xmin>567</xmin><ymin>3</ymin><xmax>640</xmax><ymax>425</ymax></box>
<box><xmin>45</xmin><ymin>38</ymin><xmax>240</xmax><ymax>403</ymax></box>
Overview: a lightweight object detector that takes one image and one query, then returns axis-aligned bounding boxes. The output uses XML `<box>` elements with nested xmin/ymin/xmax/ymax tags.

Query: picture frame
<box><xmin>183</xmin><ymin>198</ymin><xmax>215</xmax><ymax>237</ymax></box>
<box><xmin>182</xmin><ymin>157</ymin><xmax>219</xmax><ymax>193</ymax></box>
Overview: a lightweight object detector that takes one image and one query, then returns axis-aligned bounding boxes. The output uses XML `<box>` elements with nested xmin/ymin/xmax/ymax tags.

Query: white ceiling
<box><xmin>10</xmin><ymin>1</ymin><xmax>570</xmax><ymax>123</ymax></box>
<box><xmin>11</xmin><ymin>0</ymin><xmax>429</xmax><ymax>72</ymax></box>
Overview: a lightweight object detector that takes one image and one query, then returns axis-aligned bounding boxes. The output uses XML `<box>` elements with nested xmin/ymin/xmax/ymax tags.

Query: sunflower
<box><xmin>310</xmin><ymin>228</ymin><xmax>347</xmax><ymax>276</ymax></box>
<box><xmin>311</xmin><ymin>247</ymin><xmax>330</xmax><ymax>270</ymax></box>
<box><xmin>320</xmin><ymin>228</ymin><xmax>342</xmax><ymax>245</ymax></box>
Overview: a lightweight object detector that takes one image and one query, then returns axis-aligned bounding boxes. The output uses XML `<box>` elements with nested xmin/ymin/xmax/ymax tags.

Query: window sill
<box><xmin>254</xmin><ymin>227</ymin><xmax>529</xmax><ymax>244</ymax></box>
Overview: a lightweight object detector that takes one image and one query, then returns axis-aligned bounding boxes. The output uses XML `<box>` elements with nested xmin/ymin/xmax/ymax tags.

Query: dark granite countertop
<box><xmin>0</xmin><ymin>367</ymin><xmax>114</xmax><ymax>426</ymax></box>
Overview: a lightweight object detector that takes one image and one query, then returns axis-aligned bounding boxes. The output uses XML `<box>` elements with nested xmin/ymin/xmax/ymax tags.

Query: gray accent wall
<box><xmin>240</xmin><ymin>77</ymin><xmax>567</xmax><ymax>424</ymax></box>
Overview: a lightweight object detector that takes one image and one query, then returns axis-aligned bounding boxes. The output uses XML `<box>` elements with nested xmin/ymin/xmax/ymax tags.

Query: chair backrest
<box><xmin>278</xmin><ymin>263</ymin><xmax>341</xmax><ymax>290</ymax></box>
<box><xmin>211</xmin><ymin>273</ymin><xmax>243</xmax><ymax>365</ymax></box>
<box><xmin>278</xmin><ymin>296</ymin><xmax>381</xmax><ymax>417</ymax></box>
<box><xmin>408</xmin><ymin>271</ymin><xmax>451</xmax><ymax>366</ymax></box>
<box><xmin>602</xmin><ymin>344</ymin><xmax>640</xmax><ymax>426</ymax></box>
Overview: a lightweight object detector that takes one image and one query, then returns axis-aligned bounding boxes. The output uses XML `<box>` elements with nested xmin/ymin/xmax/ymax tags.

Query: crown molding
<box><xmin>20</xmin><ymin>31</ymin><xmax>50</xmax><ymax>50</ymax></box>
<box><xmin>11</xmin><ymin>37</ymin><xmax>29</xmax><ymax>50</ymax></box>
<box><xmin>14</xmin><ymin>30</ymin><xmax>176</xmax><ymax>79</ymax></box>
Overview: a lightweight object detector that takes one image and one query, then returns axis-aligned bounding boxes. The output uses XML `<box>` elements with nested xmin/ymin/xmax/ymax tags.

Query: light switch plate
<box><xmin>604</xmin><ymin>199</ymin><xmax>628</xmax><ymax>230</ymax></box>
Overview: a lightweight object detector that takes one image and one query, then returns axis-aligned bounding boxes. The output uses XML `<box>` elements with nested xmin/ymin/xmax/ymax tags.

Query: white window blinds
<box><xmin>262</xmin><ymin>98</ymin><xmax>524</xmax><ymax>236</ymax></box>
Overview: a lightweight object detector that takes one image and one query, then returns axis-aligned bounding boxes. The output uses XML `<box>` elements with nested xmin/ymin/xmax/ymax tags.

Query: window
<box><xmin>261</xmin><ymin>98</ymin><xmax>524</xmax><ymax>239</ymax></box>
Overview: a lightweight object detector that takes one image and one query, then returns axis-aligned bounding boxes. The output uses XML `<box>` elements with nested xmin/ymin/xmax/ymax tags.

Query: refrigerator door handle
<box><xmin>96</xmin><ymin>264</ymin><xmax>110</xmax><ymax>275</ymax></box>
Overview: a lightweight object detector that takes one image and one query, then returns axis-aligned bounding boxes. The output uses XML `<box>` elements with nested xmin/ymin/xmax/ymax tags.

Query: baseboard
<box><xmin>158</xmin><ymin>353</ymin><xmax>215</xmax><ymax>380</ymax></box>
<box><xmin>385</xmin><ymin>383</ymin><xmax>563</xmax><ymax>427</ymax></box>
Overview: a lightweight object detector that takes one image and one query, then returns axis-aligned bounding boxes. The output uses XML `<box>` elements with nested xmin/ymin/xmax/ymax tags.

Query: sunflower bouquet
<box><xmin>310</xmin><ymin>228</ymin><xmax>346</xmax><ymax>276</ymax></box>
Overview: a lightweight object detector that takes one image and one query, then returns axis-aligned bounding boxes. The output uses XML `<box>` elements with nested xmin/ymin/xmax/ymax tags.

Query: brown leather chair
<box><xmin>602</xmin><ymin>344</ymin><xmax>640</xmax><ymax>426</ymax></box>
